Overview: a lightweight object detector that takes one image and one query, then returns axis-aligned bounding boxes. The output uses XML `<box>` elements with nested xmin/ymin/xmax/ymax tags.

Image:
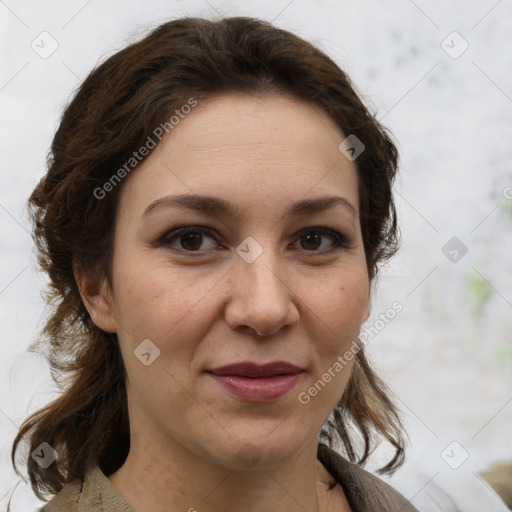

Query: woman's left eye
<box><xmin>158</xmin><ymin>226</ymin><xmax>348</xmax><ymax>254</ymax></box>
<box><xmin>294</xmin><ymin>228</ymin><xmax>348</xmax><ymax>252</ymax></box>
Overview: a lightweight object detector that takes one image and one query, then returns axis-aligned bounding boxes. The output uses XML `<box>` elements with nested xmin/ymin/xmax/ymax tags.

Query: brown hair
<box><xmin>12</xmin><ymin>16</ymin><xmax>404</xmax><ymax>501</ymax></box>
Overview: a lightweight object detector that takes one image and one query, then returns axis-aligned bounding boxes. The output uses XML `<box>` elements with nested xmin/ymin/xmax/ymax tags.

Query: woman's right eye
<box><xmin>160</xmin><ymin>227</ymin><xmax>220</xmax><ymax>252</ymax></box>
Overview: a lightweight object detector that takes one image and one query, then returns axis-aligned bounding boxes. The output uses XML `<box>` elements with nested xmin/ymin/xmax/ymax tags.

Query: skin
<box><xmin>76</xmin><ymin>92</ymin><xmax>370</xmax><ymax>512</ymax></box>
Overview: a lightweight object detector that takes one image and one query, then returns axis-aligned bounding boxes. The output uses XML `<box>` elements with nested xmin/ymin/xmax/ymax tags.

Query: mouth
<box><xmin>206</xmin><ymin>362</ymin><xmax>304</xmax><ymax>402</ymax></box>
<box><xmin>208</xmin><ymin>361</ymin><xmax>303</xmax><ymax>378</ymax></box>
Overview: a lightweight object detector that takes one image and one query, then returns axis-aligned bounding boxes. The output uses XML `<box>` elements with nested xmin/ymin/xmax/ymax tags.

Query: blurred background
<box><xmin>1</xmin><ymin>1</ymin><xmax>511</xmax><ymax>510</ymax></box>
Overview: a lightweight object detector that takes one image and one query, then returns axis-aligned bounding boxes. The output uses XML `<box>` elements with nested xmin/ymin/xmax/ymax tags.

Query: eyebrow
<box><xmin>142</xmin><ymin>194</ymin><xmax>357</xmax><ymax>219</ymax></box>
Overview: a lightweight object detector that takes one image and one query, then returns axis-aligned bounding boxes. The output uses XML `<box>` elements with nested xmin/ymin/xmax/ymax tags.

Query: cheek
<box><xmin>306</xmin><ymin>267</ymin><xmax>369</xmax><ymax>368</ymax></box>
<box><xmin>111</xmin><ymin>264</ymin><xmax>204</xmax><ymax>407</ymax></box>
<box><xmin>111</xmin><ymin>259</ymin><xmax>205</xmax><ymax>339</ymax></box>
<box><xmin>111</xmin><ymin>274</ymin><xmax>169</xmax><ymax>341</ymax></box>
<box><xmin>312</xmin><ymin>266</ymin><xmax>368</xmax><ymax>331</ymax></box>
<box><xmin>109</xmin><ymin>259</ymin><xmax>223</xmax><ymax>385</ymax></box>
<box><xmin>296</xmin><ymin>270</ymin><xmax>368</xmax><ymax>415</ymax></box>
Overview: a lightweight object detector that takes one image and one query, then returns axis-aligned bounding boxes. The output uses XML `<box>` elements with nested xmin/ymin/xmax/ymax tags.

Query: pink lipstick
<box><xmin>207</xmin><ymin>362</ymin><xmax>303</xmax><ymax>402</ymax></box>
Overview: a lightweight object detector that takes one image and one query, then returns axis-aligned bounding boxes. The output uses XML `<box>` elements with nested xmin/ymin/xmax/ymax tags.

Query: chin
<box><xmin>203</xmin><ymin>429</ymin><xmax>311</xmax><ymax>471</ymax></box>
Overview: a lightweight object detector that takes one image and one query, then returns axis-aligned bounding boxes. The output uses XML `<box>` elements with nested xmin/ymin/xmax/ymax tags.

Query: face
<box><xmin>95</xmin><ymin>92</ymin><xmax>370</xmax><ymax>469</ymax></box>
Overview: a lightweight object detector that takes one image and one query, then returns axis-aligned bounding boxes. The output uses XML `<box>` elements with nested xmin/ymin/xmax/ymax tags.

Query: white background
<box><xmin>1</xmin><ymin>1</ymin><xmax>511</xmax><ymax>510</ymax></box>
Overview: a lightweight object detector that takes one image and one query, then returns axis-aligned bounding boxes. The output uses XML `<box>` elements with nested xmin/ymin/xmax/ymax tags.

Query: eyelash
<box><xmin>157</xmin><ymin>226</ymin><xmax>350</xmax><ymax>255</ymax></box>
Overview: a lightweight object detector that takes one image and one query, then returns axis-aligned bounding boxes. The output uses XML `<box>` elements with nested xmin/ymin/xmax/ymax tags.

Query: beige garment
<box><xmin>41</xmin><ymin>443</ymin><xmax>418</xmax><ymax>511</ymax></box>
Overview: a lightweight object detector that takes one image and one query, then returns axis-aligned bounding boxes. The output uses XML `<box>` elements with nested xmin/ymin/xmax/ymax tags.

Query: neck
<box><xmin>108</xmin><ymin>435</ymin><xmax>333</xmax><ymax>512</ymax></box>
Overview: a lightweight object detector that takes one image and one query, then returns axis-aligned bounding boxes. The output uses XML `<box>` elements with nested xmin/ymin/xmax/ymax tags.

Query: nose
<box><xmin>224</xmin><ymin>245</ymin><xmax>300</xmax><ymax>338</ymax></box>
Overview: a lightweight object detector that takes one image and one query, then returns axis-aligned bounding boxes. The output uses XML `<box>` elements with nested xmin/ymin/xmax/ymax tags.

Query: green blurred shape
<box><xmin>468</xmin><ymin>271</ymin><xmax>492</xmax><ymax>317</ymax></box>
<box><xmin>464</xmin><ymin>270</ymin><xmax>493</xmax><ymax>348</ymax></box>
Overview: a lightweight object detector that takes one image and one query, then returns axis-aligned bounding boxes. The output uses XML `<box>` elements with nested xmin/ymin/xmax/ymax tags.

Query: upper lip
<box><xmin>207</xmin><ymin>362</ymin><xmax>303</xmax><ymax>378</ymax></box>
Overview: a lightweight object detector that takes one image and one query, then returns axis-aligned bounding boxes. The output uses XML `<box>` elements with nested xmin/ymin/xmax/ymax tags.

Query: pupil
<box><xmin>181</xmin><ymin>232</ymin><xmax>202</xmax><ymax>250</ymax></box>
<box><xmin>302</xmin><ymin>233</ymin><xmax>320</xmax><ymax>250</ymax></box>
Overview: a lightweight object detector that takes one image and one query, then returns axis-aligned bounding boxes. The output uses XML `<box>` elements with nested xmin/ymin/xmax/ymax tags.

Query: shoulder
<box><xmin>317</xmin><ymin>443</ymin><xmax>418</xmax><ymax>512</ymax></box>
<box><xmin>39</xmin><ymin>466</ymin><xmax>135</xmax><ymax>512</ymax></box>
<box><xmin>39</xmin><ymin>479</ymin><xmax>82</xmax><ymax>512</ymax></box>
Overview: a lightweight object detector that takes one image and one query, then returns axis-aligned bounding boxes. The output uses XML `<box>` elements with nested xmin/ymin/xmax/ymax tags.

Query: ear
<box><xmin>73</xmin><ymin>262</ymin><xmax>117</xmax><ymax>333</ymax></box>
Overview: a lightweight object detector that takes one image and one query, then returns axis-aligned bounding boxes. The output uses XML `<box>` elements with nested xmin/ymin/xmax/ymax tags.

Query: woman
<box><xmin>12</xmin><ymin>16</ymin><xmax>418</xmax><ymax>512</ymax></box>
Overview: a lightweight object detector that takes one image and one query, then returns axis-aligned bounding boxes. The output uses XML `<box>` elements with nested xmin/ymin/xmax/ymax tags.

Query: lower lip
<box><xmin>208</xmin><ymin>372</ymin><xmax>302</xmax><ymax>402</ymax></box>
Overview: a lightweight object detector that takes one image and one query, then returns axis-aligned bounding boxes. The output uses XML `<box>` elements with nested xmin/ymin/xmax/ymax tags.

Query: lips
<box><xmin>208</xmin><ymin>362</ymin><xmax>303</xmax><ymax>378</ymax></box>
<box><xmin>206</xmin><ymin>362</ymin><xmax>303</xmax><ymax>402</ymax></box>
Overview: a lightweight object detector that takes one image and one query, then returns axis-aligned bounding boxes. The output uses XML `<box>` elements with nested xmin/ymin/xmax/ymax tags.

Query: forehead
<box><xmin>119</xmin><ymin>92</ymin><xmax>359</xmax><ymax>217</ymax></box>
<box><xmin>161</xmin><ymin>92</ymin><xmax>348</xmax><ymax>166</ymax></box>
